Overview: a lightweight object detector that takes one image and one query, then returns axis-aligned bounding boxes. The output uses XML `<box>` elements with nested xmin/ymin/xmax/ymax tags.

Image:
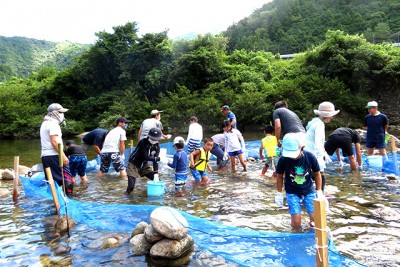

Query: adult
<box><xmin>40</xmin><ymin>103</ymin><xmax>73</xmax><ymax>197</ymax></box>
<box><xmin>137</xmin><ymin>109</ymin><xmax>171</xmax><ymax>141</ymax></box>
<box><xmin>364</xmin><ymin>101</ymin><xmax>389</xmax><ymax>157</ymax></box>
<box><xmin>273</xmin><ymin>101</ymin><xmax>305</xmax><ymax>147</ymax></box>
<box><xmin>221</xmin><ymin>105</ymin><xmax>237</xmax><ymax>129</ymax></box>
<box><xmin>304</xmin><ymin>102</ymin><xmax>340</xmax><ymax>190</ymax></box>
<box><xmin>324</xmin><ymin>127</ymin><xmax>363</xmax><ymax>171</ymax></box>
<box><xmin>211</xmin><ymin>133</ymin><xmax>229</xmax><ymax>169</ymax></box>
<box><xmin>97</xmin><ymin>117</ymin><xmax>130</xmax><ymax>179</ymax></box>
<box><xmin>82</xmin><ymin>128</ymin><xmax>109</xmax><ymax>155</ymax></box>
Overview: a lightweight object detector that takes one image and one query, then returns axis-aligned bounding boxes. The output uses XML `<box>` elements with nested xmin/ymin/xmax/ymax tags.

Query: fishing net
<box><xmin>21</xmin><ymin>172</ymin><xmax>366</xmax><ymax>267</ymax></box>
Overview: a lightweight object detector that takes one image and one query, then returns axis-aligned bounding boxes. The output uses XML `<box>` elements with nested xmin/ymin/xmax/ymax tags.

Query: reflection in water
<box><xmin>1</xmin><ymin>143</ymin><xmax>400</xmax><ymax>266</ymax></box>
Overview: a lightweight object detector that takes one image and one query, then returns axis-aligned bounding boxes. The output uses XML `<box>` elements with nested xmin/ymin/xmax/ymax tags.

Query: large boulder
<box><xmin>18</xmin><ymin>165</ymin><xmax>31</xmax><ymax>176</ymax></box>
<box><xmin>150</xmin><ymin>235</ymin><xmax>194</xmax><ymax>259</ymax></box>
<box><xmin>144</xmin><ymin>224</ymin><xmax>164</xmax><ymax>244</ymax></box>
<box><xmin>1</xmin><ymin>169</ymin><xmax>14</xmax><ymax>180</ymax></box>
<box><xmin>129</xmin><ymin>233</ymin><xmax>153</xmax><ymax>256</ymax></box>
<box><xmin>150</xmin><ymin>207</ymin><xmax>188</xmax><ymax>240</ymax></box>
<box><xmin>130</xmin><ymin>221</ymin><xmax>148</xmax><ymax>238</ymax></box>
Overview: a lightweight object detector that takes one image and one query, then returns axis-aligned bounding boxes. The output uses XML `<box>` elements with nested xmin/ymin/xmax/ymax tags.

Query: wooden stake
<box><xmin>314</xmin><ymin>198</ymin><xmax>328</xmax><ymax>267</ymax></box>
<box><xmin>45</xmin><ymin>167</ymin><xmax>60</xmax><ymax>215</ymax></box>
<box><xmin>12</xmin><ymin>156</ymin><xmax>19</xmax><ymax>202</ymax></box>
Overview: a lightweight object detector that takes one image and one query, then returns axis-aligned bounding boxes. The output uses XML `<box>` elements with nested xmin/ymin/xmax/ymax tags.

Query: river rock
<box><xmin>54</xmin><ymin>216</ymin><xmax>76</xmax><ymax>233</ymax></box>
<box><xmin>86</xmin><ymin>233</ymin><xmax>128</xmax><ymax>249</ymax></box>
<box><xmin>355</xmin><ymin>129</ymin><xmax>366</xmax><ymax>143</ymax></box>
<box><xmin>18</xmin><ymin>165</ymin><xmax>31</xmax><ymax>176</ymax></box>
<box><xmin>131</xmin><ymin>221</ymin><xmax>148</xmax><ymax>238</ymax></box>
<box><xmin>1</xmin><ymin>169</ymin><xmax>14</xmax><ymax>180</ymax></box>
<box><xmin>150</xmin><ymin>247</ymin><xmax>193</xmax><ymax>266</ymax></box>
<box><xmin>150</xmin><ymin>235</ymin><xmax>194</xmax><ymax>259</ymax></box>
<box><xmin>0</xmin><ymin>188</ymin><xmax>10</xmax><ymax>198</ymax></box>
<box><xmin>102</xmin><ymin>237</ymin><xmax>120</xmax><ymax>249</ymax></box>
<box><xmin>144</xmin><ymin>224</ymin><xmax>164</xmax><ymax>244</ymax></box>
<box><xmin>150</xmin><ymin>207</ymin><xmax>188</xmax><ymax>240</ymax></box>
<box><xmin>129</xmin><ymin>233</ymin><xmax>152</xmax><ymax>256</ymax></box>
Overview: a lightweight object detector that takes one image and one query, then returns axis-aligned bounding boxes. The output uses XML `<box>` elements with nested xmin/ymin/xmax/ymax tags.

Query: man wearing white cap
<box><xmin>40</xmin><ymin>103</ymin><xmax>74</xmax><ymax>197</ymax></box>
<box><xmin>275</xmin><ymin>133</ymin><xmax>324</xmax><ymax>229</ymax></box>
<box><xmin>364</xmin><ymin>101</ymin><xmax>389</xmax><ymax>157</ymax></box>
<box><xmin>137</xmin><ymin>109</ymin><xmax>171</xmax><ymax>142</ymax></box>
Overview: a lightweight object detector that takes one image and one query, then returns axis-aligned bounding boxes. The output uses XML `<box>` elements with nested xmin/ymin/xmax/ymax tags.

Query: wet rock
<box><xmin>0</xmin><ymin>188</ymin><xmax>10</xmax><ymax>198</ymax></box>
<box><xmin>129</xmin><ymin>233</ymin><xmax>152</xmax><ymax>256</ymax></box>
<box><xmin>150</xmin><ymin>207</ymin><xmax>188</xmax><ymax>240</ymax></box>
<box><xmin>150</xmin><ymin>248</ymin><xmax>193</xmax><ymax>266</ymax></box>
<box><xmin>102</xmin><ymin>237</ymin><xmax>119</xmax><ymax>249</ymax></box>
<box><xmin>54</xmin><ymin>216</ymin><xmax>76</xmax><ymax>233</ymax></box>
<box><xmin>131</xmin><ymin>221</ymin><xmax>148</xmax><ymax>238</ymax></box>
<box><xmin>86</xmin><ymin>233</ymin><xmax>129</xmax><ymax>249</ymax></box>
<box><xmin>1</xmin><ymin>169</ymin><xmax>14</xmax><ymax>180</ymax></box>
<box><xmin>144</xmin><ymin>224</ymin><xmax>164</xmax><ymax>244</ymax></box>
<box><xmin>355</xmin><ymin>129</ymin><xmax>366</xmax><ymax>143</ymax></box>
<box><xmin>52</xmin><ymin>244</ymin><xmax>71</xmax><ymax>255</ymax></box>
<box><xmin>18</xmin><ymin>165</ymin><xmax>31</xmax><ymax>176</ymax></box>
<box><xmin>150</xmin><ymin>235</ymin><xmax>194</xmax><ymax>259</ymax></box>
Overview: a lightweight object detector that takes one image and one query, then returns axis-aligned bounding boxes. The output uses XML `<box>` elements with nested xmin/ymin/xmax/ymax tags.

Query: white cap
<box><xmin>47</xmin><ymin>103</ymin><xmax>68</xmax><ymax>113</ymax></box>
<box><xmin>365</xmin><ymin>101</ymin><xmax>378</xmax><ymax>108</ymax></box>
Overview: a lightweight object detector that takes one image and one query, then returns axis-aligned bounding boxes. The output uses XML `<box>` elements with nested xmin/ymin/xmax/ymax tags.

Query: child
<box><xmin>65</xmin><ymin>140</ymin><xmax>88</xmax><ymax>184</ymax></box>
<box><xmin>275</xmin><ymin>133</ymin><xmax>324</xmax><ymax>229</ymax></box>
<box><xmin>125</xmin><ymin>127</ymin><xmax>162</xmax><ymax>195</ymax></box>
<box><xmin>223</xmin><ymin>120</ymin><xmax>247</xmax><ymax>173</ymax></box>
<box><xmin>186</xmin><ymin>116</ymin><xmax>203</xmax><ymax>153</ymax></box>
<box><xmin>190</xmin><ymin>137</ymin><xmax>214</xmax><ymax>183</ymax></box>
<box><xmin>259</xmin><ymin>125</ymin><xmax>279</xmax><ymax>176</ymax></box>
<box><xmin>168</xmin><ymin>136</ymin><xmax>188</xmax><ymax>194</ymax></box>
<box><xmin>364</xmin><ymin>101</ymin><xmax>389</xmax><ymax>157</ymax></box>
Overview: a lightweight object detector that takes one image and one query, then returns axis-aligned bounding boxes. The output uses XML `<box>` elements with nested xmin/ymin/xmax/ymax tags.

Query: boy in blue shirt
<box><xmin>275</xmin><ymin>133</ymin><xmax>324</xmax><ymax>229</ymax></box>
<box><xmin>364</xmin><ymin>101</ymin><xmax>389</xmax><ymax>157</ymax></box>
<box><xmin>168</xmin><ymin>136</ymin><xmax>188</xmax><ymax>194</ymax></box>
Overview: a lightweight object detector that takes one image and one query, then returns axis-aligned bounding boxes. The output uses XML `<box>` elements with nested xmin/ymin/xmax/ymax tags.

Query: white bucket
<box><xmin>368</xmin><ymin>155</ymin><xmax>383</xmax><ymax>169</ymax></box>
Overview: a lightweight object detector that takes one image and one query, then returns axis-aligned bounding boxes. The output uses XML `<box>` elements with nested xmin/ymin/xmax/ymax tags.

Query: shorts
<box><xmin>190</xmin><ymin>168</ymin><xmax>207</xmax><ymax>181</ymax></box>
<box><xmin>264</xmin><ymin>156</ymin><xmax>279</xmax><ymax>168</ymax></box>
<box><xmin>325</xmin><ymin>135</ymin><xmax>354</xmax><ymax>157</ymax></box>
<box><xmin>187</xmin><ymin>138</ymin><xmax>201</xmax><ymax>153</ymax></box>
<box><xmin>41</xmin><ymin>155</ymin><xmax>73</xmax><ymax>197</ymax></box>
<box><xmin>68</xmin><ymin>155</ymin><xmax>88</xmax><ymax>176</ymax></box>
<box><xmin>100</xmin><ymin>152</ymin><xmax>125</xmax><ymax>173</ymax></box>
<box><xmin>366</xmin><ymin>141</ymin><xmax>386</xmax><ymax>149</ymax></box>
<box><xmin>175</xmin><ymin>173</ymin><xmax>188</xmax><ymax>191</ymax></box>
<box><xmin>286</xmin><ymin>192</ymin><xmax>316</xmax><ymax>215</ymax></box>
<box><xmin>228</xmin><ymin>150</ymin><xmax>243</xmax><ymax>157</ymax></box>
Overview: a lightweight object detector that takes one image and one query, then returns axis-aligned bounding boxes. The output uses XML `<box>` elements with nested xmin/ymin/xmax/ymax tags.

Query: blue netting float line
<box><xmin>21</xmin><ymin>174</ymin><xmax>366</xmax><ymax>267</ymax></box>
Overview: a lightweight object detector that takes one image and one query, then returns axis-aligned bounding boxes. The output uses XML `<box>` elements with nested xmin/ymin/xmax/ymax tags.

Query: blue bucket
<box><xmin>147</xmin><ymin>181</ymin><xmax>165</xmax><ymax>196</ymax></box>
<box><xmin>368</xmin><ymin>155</ymin><xmax>383</xmax><ymax>169</ymax></box>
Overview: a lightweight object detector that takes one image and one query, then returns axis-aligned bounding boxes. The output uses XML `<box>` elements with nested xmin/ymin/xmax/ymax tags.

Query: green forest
<box><xmin>0</xmin><ymin>0</ymin><xmax>399</xmax><ymax>139</ymax></box>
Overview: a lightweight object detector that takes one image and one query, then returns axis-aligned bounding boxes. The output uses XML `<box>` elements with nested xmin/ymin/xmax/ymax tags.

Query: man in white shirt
<box><xmin>137</xmin><ymin>109</ymin><xmax>171</xmax><ymax>142</ymax></box>
<box><xmin>97</xmin><ymin>117</ymin><xmax>130</xmax><ymax>178</ymax></box>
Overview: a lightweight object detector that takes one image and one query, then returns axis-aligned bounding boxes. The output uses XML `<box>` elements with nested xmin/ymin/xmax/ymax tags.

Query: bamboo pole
<box><xmin>45</xmin><ymin>167</ymin><xmax>60</xmax><ymax>215</ymax></box>
<box><xmin>314</xmin><ymin>198</ymin><xmax>328</xmax><ymax>267</ymax></box>
<box><xmin>12</xmin><ymin>156</ymin><xmax>19</xmax><ymax>202</ymax></box>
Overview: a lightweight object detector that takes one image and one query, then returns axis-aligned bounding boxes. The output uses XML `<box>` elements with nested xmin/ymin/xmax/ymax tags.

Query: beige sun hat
<box><xmin>313</xmin><ymin>102</ymin><xmax>340</xmax><ymax>117</ymax></box>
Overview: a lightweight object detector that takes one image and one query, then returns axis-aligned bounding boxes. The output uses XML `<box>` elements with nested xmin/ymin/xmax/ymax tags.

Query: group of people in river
<box><xmin>39</xmin><ymin>99</ymin><xmax>389</xmax><ymax>228</ymax></box>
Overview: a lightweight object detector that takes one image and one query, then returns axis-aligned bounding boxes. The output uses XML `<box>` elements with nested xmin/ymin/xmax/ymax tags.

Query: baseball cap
<box><xmin>220</xmin><ymin>105</ymin><xmax>230</xmax><ymax>112</ymax></box>
<box><xmin>116</xmin><ymin>117</ymin><xmax>132</xmax><ymax>124</ymax></box>
<box><xmin>47</xmin><ymin>103</ymin><xmax>68</xmax><ymax>113</ymax></box>
<box><xmin>148</xmin><ymin>127</ymin><xmax>163</xmax><ymax>140</ymax></box>
<box><xmin>66</xmin><ymin>140</ymin><xmax>75</xmax><ymax>146</ymax></box>
<box><xmin>365</xmin><ymin>101</ymin><xmax>378</xmax><ymax>108</ymax></box>
<box><xmin>282</xmin><ymin>133</ymin><xmax>304</xmax><ymax>159</ymax></box>
<box><xmin>151</xmin><ymin>110</ymin><xmax>164</xmax><ymax>115</ymax></box>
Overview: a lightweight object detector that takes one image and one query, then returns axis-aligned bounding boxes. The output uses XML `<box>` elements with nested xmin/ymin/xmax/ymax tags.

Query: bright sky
<box><xmin>0</xmin><ymin>0</ymin><xmax>269</xmax><ymax>44</ymax></box>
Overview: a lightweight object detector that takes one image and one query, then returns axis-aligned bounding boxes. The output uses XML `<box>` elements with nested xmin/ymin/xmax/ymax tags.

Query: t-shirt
<box><xmin>65</xmin><ymin>145</ymin><xmax>86</xmax><ymax>157</ymax></box>
<box><xmin>329</xmin><ymin>127</ymin><xmax>361</xmax><ymax>143</ymax></box>
<box><xmin>273</xmin><ymin>108</ymin><xmax>305</xmax><ymax>136</ymax></box>
<box><xmin>227</xmin><ymin>111</ymin><xmax>237</xmax><ymax>129</ymax></box>
<box><xmin>364</xmin><ymin>113</ymin><xmax>389</xmax><ymax>143</ymax></box>
<box><xmin>224</xmin><ymin>129</ymin><xmax>245</xmax><ymax>153</ymax></box>
<box><xmin>101</xmin><ymin>127</ymin><xmax>127</xmax><ymax>153</ymax></box>
<box><xmin>129</xmin><ymin>137</ymin><xmax>160</xmax><ymax>171</ymax></box>
<box><xmin>40</xmin><ymin>118</ymin><xmax>62</xmax><ymax>157</ymax></box>
<box><xmin>304</xmin><ymin>117</ymin><xmax>326</xmax><ymax>170</ymax></box>
<box><xmin>276</xmin><ymin>150</ymin><xmax>320</xmax><ymax>195</ymax></box>
<box><xmin>186</xmin><ymin>123</ymin><xmax>203</xmax><ymax>143</ymax></box>
<box><xmin>168</xmin><ymin>150</ymin><xmax>188</xmax><ymax>175</ymax></box>
<box><xmin>211</xmin><ymin>134</ymin><xmax>225</xmax><ymax>147</ymax></box>
<box><xmin>139</xmin><ymin>118</ymin><xmax>163</xmax><ymax>140</ymax></box>
<box><xmin>82</xmin><ymin>128</ymin><xmax>108</xmax><ymax>147</ymax></box>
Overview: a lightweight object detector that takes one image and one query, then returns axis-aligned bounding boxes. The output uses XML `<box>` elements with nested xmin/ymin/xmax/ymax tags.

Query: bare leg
<box><xmin>237</xmin><ymin>154</ymin><xmax>247</xmax><ymax>171</ymax></box>
<box><xmin>366</xmin><ymin>147</ymin><xmax>375</xmax><ymax>156</ymax></box>
<box><xmin>348</xmin><ymin>155</ymin><xmax>357</xmax><ymax>171</ymax></box>
<box><xmin>261</xmin><ymin>165</ymin><xmax>268</xmax><ymax>176</ymax></box>
<box><xmin>120</xmin><ymin>170</ymin><xmax>127</xmax><ymax>179</ymax></box>
<box><xmin>291</xmin><ymin>213</ymin><xmax>302</xmax><ymax>229</ymax></box>
<box><xmin>230</xmin><ymin>156</ymin><xmax>236</xmax><ymax>172</ymax></box>
<box><xmin>80</xmin><ymin>175</ymin><xmax>89</xmax><ymax>183</ymax></box>
<box><xmin>97</xmin><ymin>171</ymin><xmax>103</xmax><ymax>177</ymax></box>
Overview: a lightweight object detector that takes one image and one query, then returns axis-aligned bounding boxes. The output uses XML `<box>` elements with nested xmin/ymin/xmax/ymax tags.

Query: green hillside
<box><xmin>0</xmin><ymin>36</ymin><xmax>89</xmax><ymax>81</ymax></box>
<box><xmin>224</xmin><ymin>0</ymin><xmax>400</xmax><ymax>54</ymax></box>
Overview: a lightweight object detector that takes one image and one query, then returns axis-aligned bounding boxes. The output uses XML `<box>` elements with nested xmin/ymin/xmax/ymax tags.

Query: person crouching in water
<box><xmin>168</xmin><ymin>137</ymin><xmax>188</xmax><ymax>195</ymax></box>
<box><xmin>125</xmin><ymin>128</ymin><xmax>162</xmax><ymax>195</ymax></box>
<box><xmin>223</xmin><ymin>120</ymin><xmax>247</xmax><ymax>173</ymax></box>
<box><xmin>65</xmin><ymin>140</ymin><xmax>88</xmax><ymax>184</ymax></box>
<box><xmin>190</xmin><ymin>138</ymin><xmax>214</xmax><ymax>184</ymax></box>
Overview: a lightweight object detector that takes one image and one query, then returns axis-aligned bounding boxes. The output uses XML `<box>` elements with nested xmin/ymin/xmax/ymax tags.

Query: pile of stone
<box><xmin>129</xmin><ymin>206</ymin><xmax>194</xmax><ymax>259</ymax></box>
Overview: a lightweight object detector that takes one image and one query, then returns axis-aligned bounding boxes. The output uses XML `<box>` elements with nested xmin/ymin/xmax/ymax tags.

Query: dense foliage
<box><xmin>0</xmin><ymin>36</ymin><xmax>89</xmax><ymax>81</ymax></box>
<box><xmin>224</xmin><ymin>0</ymin><xmax>400</xmax><ymax>54</ymax></box>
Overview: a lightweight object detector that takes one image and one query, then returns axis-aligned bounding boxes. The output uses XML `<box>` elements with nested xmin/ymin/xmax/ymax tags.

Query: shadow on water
<box><xmin>1</xmin><ymin>138</ymin><xmax>400</xmax><ymax>266</ymax></box>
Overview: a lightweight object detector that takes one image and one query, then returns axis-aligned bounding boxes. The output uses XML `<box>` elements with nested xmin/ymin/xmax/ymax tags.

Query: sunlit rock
<box><xmin>1</xmin><ymin>169</ymin><xmax>14</xmax><ymax>180</ymax></box>
<box><xmin>129</xmin><ymin>233</ymin><xmax>152</xmax><ymax>256</ymax></box>
<box><xmin>131</xmin><ymin>221</ymin><xmax>148</xmax><ymax>238</ymax></box>
<box><xmin>144</xmin><ymin>224</ymin><xmax>164</xmax><ymax>244</ymax></box>
<box><xmin>150</xmin><ymin>207</ymin><xmax>188</xmax><ymax>240</ymax></box>
<box><xmin>0</xmin><ymin>188</ymin><xmax>10</xmax><ymax>197</ymax></box>
<box><xmin>54</xmin><ymin>216</ymin><xmax>76</xmax><ymax>233</ymax></box>
<box><xmin>18</xmin><ymin>165</ymin><xmax>31</xmax><ymax>176</ymax></box>
<box><xmin>102</xmin><ymin>237</ymin><xmax>119</xmax><ymax>249</ymax></box>
<box><xmin>150</xmin><ymin>235</ymin><xmax>194</xmax><ymax>259</ymax></box>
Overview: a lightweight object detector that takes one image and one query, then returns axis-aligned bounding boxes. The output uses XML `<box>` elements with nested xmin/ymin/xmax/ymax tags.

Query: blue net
<box><xmin>21</xmin><ymin>173</ymin><xmax>366</xmax><ymax>267</ymax></box>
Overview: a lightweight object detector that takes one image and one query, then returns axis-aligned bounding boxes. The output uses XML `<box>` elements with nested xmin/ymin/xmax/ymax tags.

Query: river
<box><xmin>0</xmin><ymin>135</ymin><xmax>399</xmax><ymax>266</ymax></box>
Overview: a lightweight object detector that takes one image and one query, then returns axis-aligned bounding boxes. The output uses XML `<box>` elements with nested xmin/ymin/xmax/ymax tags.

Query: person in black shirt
<box><xmin>65</xmin><ymin>140</ymin><xmax>88</xmax><ymax>183</ymax></box>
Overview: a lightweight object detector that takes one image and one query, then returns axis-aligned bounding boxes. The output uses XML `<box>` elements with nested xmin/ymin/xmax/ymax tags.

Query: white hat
<box><xmin>365</xmin><ymin>101</ymin><xmax>378</xmax><ymax>108</ymax></box>
<box><xmin>47</xmin><ymin>103</ymin><xmax>68</xmax><ymax>113</ymax></box>
<box><xmin>313</xmin><ymin>102</ymin><xmax>340</xmax><ymax>117</ymax></box>
<box><xmin>173</xmin><ymin>136</ymin><xmax>185</xmax><ymax>145</ymax></box>
<box><xmin>282</xmin><ymin>133</ymin><xmax>304</xmax><ymax>159</ymax></box>
<box><xmin>150</xmin><ymin>109</ymin><xmax>164</xmax><ymax>115</ymax></box>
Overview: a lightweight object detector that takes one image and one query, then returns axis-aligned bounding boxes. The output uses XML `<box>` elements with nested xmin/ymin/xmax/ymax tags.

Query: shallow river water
<box><xmin>0</xmin><ymin>137</ymin><xmax>399</xmax><ymax>266</ymax></box>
